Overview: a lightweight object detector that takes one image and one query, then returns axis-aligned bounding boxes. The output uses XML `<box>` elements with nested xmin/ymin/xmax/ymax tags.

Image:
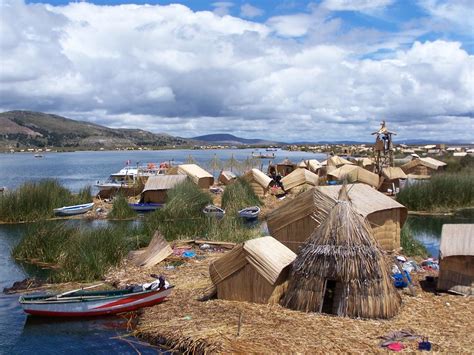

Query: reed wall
<box><xmin>438</xmin><ymin>256</ymin><xmax>474</xmax><ymax>291</ymax></box>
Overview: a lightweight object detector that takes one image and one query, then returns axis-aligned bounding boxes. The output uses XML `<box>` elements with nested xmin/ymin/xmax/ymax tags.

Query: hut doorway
<box><xmin>320</xmin><ymin>280</ymin><xmax>342</xmax><ymax>315</ymax></box>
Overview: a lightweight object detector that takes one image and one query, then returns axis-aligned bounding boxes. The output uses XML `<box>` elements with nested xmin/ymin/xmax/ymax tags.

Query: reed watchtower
<box><xmin>372</xmin><ymin>121</ymin><xmax>395</xmax><ymax>175</ymax></box>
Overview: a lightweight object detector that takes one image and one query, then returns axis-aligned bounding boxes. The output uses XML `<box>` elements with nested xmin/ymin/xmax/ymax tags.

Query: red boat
<box><xmin>19</xmin><ymin>278</ymin><xmax>172</xmax><ymax>317</ymax></box>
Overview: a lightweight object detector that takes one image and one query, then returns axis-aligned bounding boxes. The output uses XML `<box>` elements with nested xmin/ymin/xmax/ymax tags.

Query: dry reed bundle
<box><xmin>283</xmin><ymin>185</ymin><xmax>401</xmax><ymax>319</ymax></box>
<box><xmin>129</xmin><ymin>231</ymin><xmax>172</xmax><ymax>268</ymax></box>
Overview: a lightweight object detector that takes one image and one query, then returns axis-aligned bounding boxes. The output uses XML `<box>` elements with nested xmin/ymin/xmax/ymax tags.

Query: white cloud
<box><xmin>418</xmin><ymin>0</ymin><xmax>474</xmax><ymax>34</ymax></box>
<box><xmin>240</xmin><ymin>3</ymin><xmax>264</xmax><ymax>18</ymax></box>
<box><xmin>0</xmin><ymin>0</ymin><xmax>472</xmax><ymax>142</ymax></box>
<box><xmin>322</xmin><ymin>0</ymin><xmax>394</xmax><ymax>12</ymax></box>
<box><xmin>212</xmin><ymin>1</ymin><xmax>234</xmax><ymax>16</ymax></box>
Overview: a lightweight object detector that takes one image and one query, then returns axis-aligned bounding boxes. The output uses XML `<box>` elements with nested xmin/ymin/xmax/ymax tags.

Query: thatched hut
<box><xmin>177</xmin><ymin>164</ymin><xmax>214</xmax><ymax>189</ymax></box>
<box><xmin>355</xmin><ymin>157</ymin><xmax>375</xmax><ymax>171</ymax></box>
<box><xmin>379</xmin><ymin>167</ymin><xmax>407</xmax><ymax>194</ymax></box>
<box><xmin>218</xmin><ymin>170</ymin><xmax>237</xmax><ymax>185</ymax></box>
<box><xmin>276</xmin><ymin>158</ymin><xmax>296</xmax><ymax>177</ymax></box>
<box><xmin>297</xmin><ymin>159</ymin><xmax>322</xmax><ymax>174</ymax></box>
<box><xmin>267</xmin><ymin>184</ymin><xmax>407</xmax><ymax>252</ymax></box>
<box><xmin>401</xmin><ymin>157</ymin><xmax>446</xmax><ymax>177</ymax></box>
<box><xmin>281</xmin><ymin>168</ymin><xmax>318</xmax><ymax>193</ymax></box>
<box><xmin>322</xmin><ymin>156</ymin><xmax>354</xmax><ymax>168</ymax></box>
<box><xmin>141</xmin><ymin>175</ymin><xmax>188</xmax><ymax>203</ymax></box>
<box><xmin>243</xmin><ymin>169</ymin><xmax>272</xmax><ymax>197</ymax></box>
<box><xmin>209</xmin><ymin>236</ymin><xmax>296</xmax><ymax>304</ymax></box>
<box><xmin>327</xmin><ymin>165</ymin><xmax>379</xmax><ymax>188</ymax></box>
<box><xmin>437</xmin><ymin>224</ymin><xmax>474</xmax><ymax>295</ymax></box>
<box><xmin>282</xmin><ymin>187</ymin><xmax>401</xmax><ymax>319</ymax></box>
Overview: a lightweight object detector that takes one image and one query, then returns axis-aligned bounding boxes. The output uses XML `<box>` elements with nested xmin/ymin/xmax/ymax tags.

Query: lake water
<box><xmin>0</xmin><ymin>148</ymin><xmax>325</xmax><ymax>192</ymax></box>
<box><xmin>0</xmin><ymin>149</ymin><xmax>472</xmax><ymax>353</ymax></box>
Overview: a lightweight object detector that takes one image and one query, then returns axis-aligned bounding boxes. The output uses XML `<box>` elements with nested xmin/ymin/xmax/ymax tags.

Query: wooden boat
<box><xmin>238</xmin><ymin>206</ymin><xmax>260</xmax><ymax>220</ymax></box>
<box><xmin>128</xmin><ymin>203</ymin><xmax>163</xmax><ymax>212</ymax></box>
<box><xmin>203</xmin><ymin>204</ymin><xmax>225</xmax><ymax>219</ymax></box>
<box><xmin>53</xmin><ymin>202</ymin><xmax>94</xmax><ymax>216</ymax></box>
<box><xmin>34</xmin><ymin>154</ymin><xmax>44</xmax><ymax>158</ymax></box>
<box><xmin>19</xmin><ymin>280</ymin><xmax>173</xmax><ymax>317</ymax></box>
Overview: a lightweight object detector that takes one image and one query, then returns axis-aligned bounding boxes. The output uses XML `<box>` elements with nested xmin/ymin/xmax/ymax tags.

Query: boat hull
<box><xmin>53</xmin><ymin>203</ymin><xmax>94</xmax><ymax>216</ymax></box>
<box><xmin>128</xmin><ymin>203</ymin><xmax>163</xmax><ymax>212</ymax></box>
<box><xmin>20</xmin><ymin>288</ymin><xmax>172</xmax><ymax>317</ymax></box>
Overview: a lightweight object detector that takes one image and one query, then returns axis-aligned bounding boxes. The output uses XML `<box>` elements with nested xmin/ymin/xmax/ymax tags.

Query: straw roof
<box><xmin>178</xmin><ymin>164</ymin><xmax>214</xmax><ymax>183</ymax></box>
<box><xmin>322</xmin><ymin>156</ymin><xmax>354</xmax><ymax>167</ymax></box>
<box><xmin>281</xmin><ymin>168</ymin><xmax>319</xmax><ymax>191</ymax></box>
<box><xmin>142</xmin><ymin>175</ymin><xmax>188</xmax><ymax>192</ymax></box>
<box><xmin>267</xmin><ymin>184</ymin><xmax>407</xmax><ymax>235</ymax></box>
<box><xmin>279</xmin><ymin>158</ymin><xmax>295</xmax><ymax>166</ymax></box>
<box><xmin>440</xmin><ymin>224</ymin><xmax>474</xmax><ymax>258</ymax></box>
<box><xmin>382</xmin><ymin>167</ymin><xmax>407</xmax><ymax>180</ymax></box>
<box><xmin>128</xmin><ymin>231</ymin><xmax>173</xmax><ymax>268</ymax></box>
<box><xmin>243</xmin><ymin>169</ymin><xmax>272</xmax><ymax>188</ymax></box>
<box><xmin>401</xmin><ymin>157</ymin><xmax>447</xmax><ymax>172</ymax></box>
<box><xmin>356</xmin><ymin>157</ymin><xmax>374</xmax><ymax>167</ymax></box>
<box><xmin>282</xmin><ymin>186</ymin><xmax>401</xmax><ymax>319</ymax></box>
<box><xmin>209</xmin><ymin>236</ymin><xmax>296</xmax><ymax>286</ymax></box>
<box><xmin>328</xmin><ymin>165</ymin><xmax>379</xmax><ymax>188</ymax></box>
<box><xmin>298</xmin><ymin>159</ymin><xmax>321</xmax><ymax>172</ymax></box>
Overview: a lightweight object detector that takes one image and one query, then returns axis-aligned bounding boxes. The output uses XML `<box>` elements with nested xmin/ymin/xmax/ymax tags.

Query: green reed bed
<box><xmin>397</xmin><ymin>172</ymin><xmax>474</xmax><ymax>211</ymax></box>
<box><xmin>13</xmin><ymin>222</ymin><xmax>148</xmax><ymax>282</ymax></box>
<box><xmin>221</xmin><ymin>178</ymin><xmax>261</xmax><ymax>214</ymax></box>
<box><xmin>400</xmin><ymin>223</ymin><xmax>428</xmax><ymax>258</ymax></box>
<box><xmin>108</xmin><ymin>194</ymin><xmax>137</xmax><ymax>219</ymax></box>
<box><xmin>144</xmin><ymin>180</ymin><xmax>262</xmax><ymax>242</ymax></box>
<box><xmin>0</xmin><ymin>180</ymin><xmax>92</xmax><ymax>222</ymax></box>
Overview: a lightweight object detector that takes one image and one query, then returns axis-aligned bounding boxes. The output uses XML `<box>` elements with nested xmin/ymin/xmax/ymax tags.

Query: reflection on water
<box><xmin>407</xmin><ymin>209</ymin><xmax>474</xmax><ymax>257</ymax></box>
<box><xmin>0</xmin><ymin>221</ymin><xmax>158</xmax><ymax>355</ymax></box>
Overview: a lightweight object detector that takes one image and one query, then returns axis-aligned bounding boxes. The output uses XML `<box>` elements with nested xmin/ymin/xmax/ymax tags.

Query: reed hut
<box><xmin>282</xmin><ymin>186</ymin><xmax>401</xmax><ymax>319</ymax></box>
<box><xmin>401</xmin><ymin>157</ymin><xmax>446</xmax><ymax>177</ymax></box>
<box><xmin>218</xmin><ymin>170</ymin><xmax>237</xmax><ymax>185</ymax></box>
<box><xmin>379</xmin><ymin>167</ymin><xmax>407</xmax><ymax>194</ymax></box>
<box><xmin>177</xmin><ymin>164</ymin><xmax>214</xmax><ymax>189</ymax></box>
<box><xmin>437</xmin><ymin>224</ymin><xmax>474</xmax><ymax>295</ymax></box>
<box><xmin>141</xmin><ymin>175</ymin><xmax>188</xmax><ymax>203</ymax></box>
<box><xmin>209</xmin><ymin>236</ymin><xmax>296</xmax><ymax>304</ymax></box>
<box><xmin>327</xmin><ymin>165</ymin><xmax>379</xmax><ymax>188</ymax></box>
<box><xmin>297</xmin><ymin>159</ymin><xmax>322</xmax><ymax>174</ymax></box>
<box><xmin>243</xmin><ymin>168</ymin><xmax>272</xmax><ymax>197</ymax></box>
<box><xmin>322</xmin><ymin>156</ymin><xmax>354</xmax><ymax>168</ymax></box>
<box><xmin>267</xmin><ymin>184</ymin><xmax>407</xmax><ymax>252</ymax></box>
<box><xmin>355</xmin><ymin>157</ymin><xmax>375</xmax><ymax>171</ymax></box>
<box><xmin>281</xmin><ymin>168</ymin><xmax>318</xmax><ymax>193</ymax></box>
<box><xmin>276</xmin><ymin>158</ymin><xmax>297</xmax><ymax>177</ymax></box>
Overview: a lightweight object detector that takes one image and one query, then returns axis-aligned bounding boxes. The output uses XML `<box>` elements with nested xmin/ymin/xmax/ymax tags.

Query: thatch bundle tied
<box><xmin>282</xmin><ymin>186</ymin><xmax>401</xmax><ymax>319</ymax></box>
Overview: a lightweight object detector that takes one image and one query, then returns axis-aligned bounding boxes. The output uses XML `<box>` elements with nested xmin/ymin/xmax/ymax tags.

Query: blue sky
<box><xmin>2</xmin><ymin>0</ymin><xmax>473</xmax><ymax>141</ymax></box>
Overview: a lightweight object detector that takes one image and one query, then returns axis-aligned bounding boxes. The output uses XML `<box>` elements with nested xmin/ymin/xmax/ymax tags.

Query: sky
<box><xmin>0</xmin><ymin>0</ymin><xmax>473</xmax><ymax>142</ymax></box>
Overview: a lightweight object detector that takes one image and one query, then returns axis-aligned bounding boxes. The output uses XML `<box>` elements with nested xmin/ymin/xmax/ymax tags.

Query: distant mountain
<box><xmin>192</xmin><ymin>134</ymin><xmax>280</xmax><ymax>145</ymax></box>
<box><xmin>0</xmin><ymin>111</ymin><xmax>192</xmax><ymax>149</ymax></box>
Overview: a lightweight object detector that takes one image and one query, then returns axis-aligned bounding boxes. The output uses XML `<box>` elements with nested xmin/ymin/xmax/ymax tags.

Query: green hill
<box><xmin>0</xmin><ymin>111</ymin><xmax>191</xmax><ymax>150</ymax></box>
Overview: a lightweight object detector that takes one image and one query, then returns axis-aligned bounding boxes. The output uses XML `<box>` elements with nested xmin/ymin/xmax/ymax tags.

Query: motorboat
<box><xmin>128</xmin><ymin>203</ymin><xmax>163</xmax><ymax>212</ymax></box>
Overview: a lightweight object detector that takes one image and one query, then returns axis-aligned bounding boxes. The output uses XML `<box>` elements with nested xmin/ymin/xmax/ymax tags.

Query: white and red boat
<box><xmin>19</xmin><ymin>278</ymin><xmax>173</xmax><ymax>317</ymax></box>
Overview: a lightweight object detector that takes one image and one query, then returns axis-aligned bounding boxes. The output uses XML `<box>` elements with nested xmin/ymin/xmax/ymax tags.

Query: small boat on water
<box><xmin>252</xmin><ymin>152</ymin><xmax>275</xmax><ymax>159</ymax></box>
<box><xmin>53</xmin><ymin>202</ymin><xmax>94</xmax><ymax>216</ymax></box>
<box><xmin>238</xmin><ymin>206</ymin><xmax>260</xmax><ymax>220</ymax></box>
<box><xmin>203</xmin><ymin>204</ymin><xmax>225</xmax><ymax>219</ymax></box>
<box><xmin>34</xmin><ymin>154</ymin><xmax>44</xmax><ymax>158</ymax></box>
<box><xmin>19</xmin><ymin>278</ymin><xmax>173</xmax><ymax>317</ymax></box>
<box><xmin>128</xmin><ymin>203</ymin><xmax>163</xmax><ymax>212</ymax></box>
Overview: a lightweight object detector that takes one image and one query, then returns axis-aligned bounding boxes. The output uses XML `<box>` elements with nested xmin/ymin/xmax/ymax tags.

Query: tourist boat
<box><xmin>53</xmin><ymin>202</ymin><xmax>94</xmax><ymax>216</ymax></box>
<box><xmin>238</xmin><ymin>206</ymin><xmax>260</xmax><ymax>220</ymax></box>
<box><xmin>251</xmin><ymin>152</ymin><xmax>275</xmax><ymax>159</ymax></box>
<box><xmin>128</xmin><ymin>203</ymin><xmax>163</xmax><ymax>212</ymax></box>
<box><xmin>96</xmin><ymin>163</ymin><xmax>167</xmax><ymax>198</ymax></box>
<box><xmin>203</xmin><ymin>204</ymin><xmax>225</xmax><ymax>219</ymax></box>
<box><xmin>19</xmin><ymin>278</ymin><xmax>173</xmax><ymax>317</ymax></box>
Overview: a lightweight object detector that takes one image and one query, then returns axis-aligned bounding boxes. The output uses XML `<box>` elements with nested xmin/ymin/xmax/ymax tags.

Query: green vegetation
<box><xmin>0</xmin><ymin>180</ymin><xmax>92</xmax><ymax>222</ymax></box>
<box><xmin>221</xmin><ymin>178</ymin><xmax>261</xmax><ymax>214</ymax></box>
<box><xmin>108</xmin><ymin>194</ymin><xmax>137</xmax><ymax>219</ymax></box>
<box><xmin>13</xmin><ymin>223</ymin><xmax>149</xmax><ymax>282</ymax></box>
<box><xmin>145</xmin><ymin>180</ymin><xmax>262</xmax><ymax>242</ymax></box>
<box><xmin>441</xmin><ymin>154</ymin><xmax>474</xmax><ymax>173</ymax></box>
<box><xmin>397</xmin><ymin>172</ymin><xmax>474</xmax><ymax>211</ymax></box>
<box><xmin>400</xmin><ymin>223</ymin><xmax>428</xmax><ymax>258</ymax></box>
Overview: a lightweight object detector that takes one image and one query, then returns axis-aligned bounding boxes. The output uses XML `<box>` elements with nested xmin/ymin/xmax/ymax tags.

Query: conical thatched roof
<box><xmin>282</xmin><ymin>186</ymin><xmax>401</xmax><ymax>319</ymax></box>
<box><xmin>279</xmin><ymin>158</ymin><xmax>295</xmax><ymax>166</ymax></box>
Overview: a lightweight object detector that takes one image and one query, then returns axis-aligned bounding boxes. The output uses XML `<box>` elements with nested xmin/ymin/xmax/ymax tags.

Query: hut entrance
<box><xmin>320</xmin><ymin>279</ymin><xmax>341</xmax><ymax>315</ymax></box>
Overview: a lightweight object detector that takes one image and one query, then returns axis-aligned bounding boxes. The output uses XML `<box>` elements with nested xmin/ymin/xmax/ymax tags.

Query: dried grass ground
<box><xmin>106</xmin><ymin>248</ymin><xmax>474</xmax><ymax>354</ymax></box>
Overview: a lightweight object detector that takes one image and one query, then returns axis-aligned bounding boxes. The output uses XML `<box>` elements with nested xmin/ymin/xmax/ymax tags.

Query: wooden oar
<box><xmin>46</xmin><ymin>283</ymin><xmax>104</xmax><ymax>300</ymax></box>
